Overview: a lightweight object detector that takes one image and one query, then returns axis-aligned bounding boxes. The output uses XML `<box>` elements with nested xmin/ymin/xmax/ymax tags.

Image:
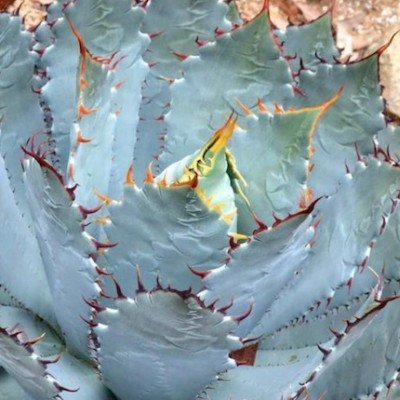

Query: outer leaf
<box><xmin>0</xmin><ymin>154</ymin><xmax>55</xmax><ymax>325</ymax></box>
<box><xmin>142</xmin><ymin>0</ymin><xmax>230</xmax><ymax>77</ymax></box>
<box><xmin>39</xmin><ymin>1</ymin><xmax>77</xmax><ymax>173</ymax></box>
<box><xmin>202</xmin><ymin>159</ymin><xmax>400</xmax><ymax>338</ymax></box>
<box><xmin>0</xmin><ymin>306</ymin><xmax>63</xmax><ymax>357</ymax></box>
<box><xmin>41</xmin><ymin>0</ymin><xmax>149</xmax><ymax>204</ymax></box>
<box><xmin>47</xmin><ymin>353</ymin><xmax>115</xmax><ymax>400</ymax></box>
<box><xmin>134</xmin><ymin>0</ymin><xmax>231</xmax><ymax>178</ymax></box>
<box><xmin>258</xmin><ymin>159</ymin><xmax>400</xmax><ymax>337</ymax></box>
<box><xmin>94</xmin><ymin>287</ymin><xmax>241</xmax><ymax>400</ymax></box>
<box><xmin>23</xmin><ymin>156</ymin><xmax>100</xmax><ymax>358</ymax></box>
<box><xmin>208</xmin><ymin>294</ymin><xmax>400</xmax><ymax>399</ymax></box>
<box><xmin>225</xmin><ymin>0</ymin><xmax>242</xmax><ymax>24</ymax></box>
<box><xmin>0</xmin><ymin>287</ymin><xmax>24</xmax><ymax>309</ymax></box>
<box><xmin>0</xmin><ymin>15</ymin><xmax>45</xmax><ymax>226</ymax></box>
<box><xmin>377</xmin><ymin>126</ymin><xmax>400</xmax><ymax>158</ymax></box>
<box><xmin>290</xmin><ymin>297</ymin><xmax>400</xmax><ymax>400</ymax></box>
<box><xmin>159</xmin><ymin>10</ymin><xmax>293</xmax><ymax>170</ymax></box>
<box><xmin>369</xmin><ymin>191</ymin><xmax>400</xmax><ymax>282</ymax></box>
<box><xmin>200</xmin><ymin>211</ymin><xmax>315</xmax><ymax>337</ymax></box>
<box><xmin>0</xmin><ymin>306</ymin><xmax>112</xmax><ymax>400</ymax></box>
<box><xmin>207</xmin><ymin>350</ymin><xmax>323</xmax><ymax>400</ymax></box>
<box><xmin>261</xmin><ymin>263</ymin><xmax>379</xmax><ymax>350</ymax></box>
<box><xmin>0</xmin><ymin>321</ymin><xmax>61</xmax><ymax>399</ymax></box>
<box><xmin>261</xmin><ymin>286</ymin><xmax>372</xmax><ymax>350</ymax></box>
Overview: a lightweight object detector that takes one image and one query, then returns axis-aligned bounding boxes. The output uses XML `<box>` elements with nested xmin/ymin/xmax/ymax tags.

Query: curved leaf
<box><xmin>41</xmin><ymin>0</ymin><xmax>149</xmax><ymax>204</ymax></box>
<box><xmin>47</xmin><ymin>353</ymin><xmax>115</xmax><ymax>400</ymax></box>
<box><xmin>23</xmin><ymin>156</ymin><xmax>100</xmax><ymax>358</ymax></box>
<box><xmin>208</xmin><ymin>293</ymin><xmax>400</xmax><ymax>399</ymax></box>
<box><xmin>201</xmin><ymin>211</ymin><xmax>315</xmax><ymax>337</ymax></box>
<box><xmin>134</xmin><ymin>0</ymin><xmax>231</xmax><ymax>179</ymax></box>
<box><xmin>94</xmin><ymin>286</ymin><xmax>241</xmax><ymax>400</ymax></box>
<box><xmin>0</xmin><ymin>154</ymin><xmax>55</xmax><ymax>325</ymax></box>
<box><xmin>105</xmin><ymin>118</ymin><xmax>239</xmax><ymax>294</ymax></box>
<box><xmin>228</xmin><ymin>95</ymin><xmax>339</xmax><ymax>230</ymax></box>
<box><xmin>0</xmin><ymin>316</ymin><xmax>61</xmax><ymax>399</ymax></box>
<box><xmin>203</xmin><ymin>159</ymin><xmax>400</xmax><ymax>338</ymax></box>
<box><xmin>0</xmin><ymin>306</ymin><xmax>63</xmax><ymax>357</ymax></box>
<box><xmin>159</xmin><ymin>9</ymin><xmax>293</xmax><ymax>170</ymax></box>
<box><xmin>293</xmin><ymin>55</ymin><xmax>385</xmax><ymax>197</ymax></box>
<box><xmin>290</xmin><ymin>297</ymin><xmax>400</xmax><ymax>400</ymax></box>
<box><xmin>0</xmin><ymin>14</ymin><xmax>45</xmax><ymax>227</ymax></box>
<box><xmin>0</xmin><ymin>306</ymin><xmax>112</xmax><ymax>400</ymax></box>
<box><xmin>105</xmin><ymin>184</ymin><xmax>230</xmax><ymax>295</ymax></box>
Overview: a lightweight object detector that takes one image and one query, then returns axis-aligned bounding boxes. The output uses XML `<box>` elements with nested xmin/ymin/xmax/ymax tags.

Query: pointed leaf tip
<box><xmin>143</xmin><ymin>162</ymin><xmax>155</xmax><ymax>184</ymax></box>
<box><xmin>233</xmin><ymin>301</ymin><xmax>254</xmax><ymax>323</ymax></box>
<box><xmin>187</xmin><ymin>265</ymin><xmax>211</xmax><ymax>279</ymax></box>
<box><xmin>377</xmin><ymin>29</ymin><xmax>400</xmax><ymax>56</ymax></box>
<box><xmin>136</xmin><ymin>266</ymin><xmax>146</xmax><ymax>293</ymax></box>
<box><xmin>125</xmin><ymin>164</ymin><xmax>136</xmax><ymax>187</ymax></box>
<box><xmin>76</xmin><ymin>130</ymin><xmax>92</xmax><ymax>144</ymax></box>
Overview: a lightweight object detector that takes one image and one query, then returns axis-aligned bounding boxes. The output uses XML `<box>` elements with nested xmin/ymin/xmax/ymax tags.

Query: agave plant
<box><xmin>1</xmin><ymin>0</ymin><xmax>400</xmax><ymax>398</ymax></box>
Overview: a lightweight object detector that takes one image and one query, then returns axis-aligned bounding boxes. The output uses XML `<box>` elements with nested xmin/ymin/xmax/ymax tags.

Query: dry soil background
<box><xmin>2</xmin><ymin>0</ymin><xmax>400</xmax><ymax>117</ymax></box>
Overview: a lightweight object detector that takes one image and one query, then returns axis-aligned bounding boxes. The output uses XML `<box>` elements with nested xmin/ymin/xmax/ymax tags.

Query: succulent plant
<box><xmin>1</xmin><ymin>0</ymin><xmax>400</xmax><ymax>399</ymax></box>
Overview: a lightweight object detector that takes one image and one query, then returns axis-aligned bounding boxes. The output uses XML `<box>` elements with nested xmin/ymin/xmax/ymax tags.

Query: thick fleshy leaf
<box><xmin>275</xmin><ymin>13</ymin><xmax>339</xmax><ymax>71</ymax></box>
<box><xmin>225</xmin><ymin>0</ymin><xmax>242</xmax><ymax>24</ymax></box>
<box><xmin>0</xmin><ymin>306</ymin><xmax>112</xmax><ymax>400</ymax></box>
<box><xmin>159</xmin><ymin>9</ymin><xmax>293</xmax><ymax>170</ymax></box>
<box><xmin>134</xmin><ymin>0</ymin><xmax>231</xmax><ymax>179</ymax></box>
<box><xmin>229</xmin><ymin>95</ymin><xmax>339</xmax><ymax>230</ymax></box>
<box><xmin>0</xmin><ymin>320</ymin><xmax>61</xmax><ymax>399</ymax></box>
<box><xmin>0</xmin><ymin>287</ymin><xmax>24</xmax><ymax>309</ymax></box>
<box><xmin>0</xmin><ymin>154</ymin><xmax>55</xmax><ymax>325</ymax></box>
<box><xmin>23</xmin><ymin>156</ymin><xmax>100</xmax><ymax>358</ymax></box>
<box><xmin>0</xmin><ymin>14</ymin><xmax>45</xmax><ymax>226</ymax></box>
<box><xmin>289</xmin><ymin>297</ymin><xmax>400</xmax><ymax>400</ymax></box>
<box><xmin>0</xmin><ymin>371</ymin><xmax>34</xmax><ymax>400</ymax></box>
<box><xmin>201</xmin><ymin>211</ymin><xmax>315</xmax><ymax>337</ymax></box>
<box><xmin>0</xmin><ymin>306</ymin><xmax>63</xmax><ymax>357</ymax></box>
<box><xmin>377</xmin><ymin>126</ymin><xmax>400</xmax><ymax>157</ymax></box>
<box><xmin>208</xmin><ymin>294</ymin><xmax>400</xmax><ymax>400</ymax></box>
<box><xmin>261</xmin><ymin>294</ymin><xmax>367</xmax><ymax>352</ymax></box>
<box><xmin>39</xmin><ymin>1</ymin><xmax>77</xmax><ymax>173</ymax></box>
<box><xmin>156</xmin><ymin>115</ymin><xmax>238</xmax><ymax>229</ymax></box>
<box><xmin>94</xmin><ymin>287</ymin><xmax>241</xmax><ymax>400</ymax></box>
<box><xmin>257</xmin><ymin>159</ymin><xmax>400</xmax><ymax>337</ymax></box>
<box><xmin>207</xmin><ymin>349</ymin><xmax>323</xmax><ymax>400</ymax></box>
<box><xmin>369</xmin><ymin>189</ymin><xmax>400</xmax><ymax>282</ymax></box>
<box><xmin>47</xmin><ymin>353</ymin><xmax>115</xmax><ymax>400</ymax></box>
<box><xmin>142</xmin><ymin>0</ymin><xmax>230</xmax><ymax>78</ymax></box>
<box><xmin>202</xmin><ymin>159</ymin><xmax>400</xmax><ymax>338</ymax></box>
<box><xmin>260</xmin><ymin>256</ymin><xmax>384</xmax><ymax>351</ymax></box>
<box><xmin>292</xmin><ymin>55</ymin><xmax>385</xmax><ymax>198</ymax></box>
<box><xmin>105</xmin><ymin>184</ymin><xmax>230</xmax><ymax>295</ymax></box>
<box><xmin>105</xmin><ymin>118</ymin><xmax>239</xmax><ymax>294</ymax></box>
<box><xmin>41</xmin><ymin>0</ymin><xmax>149</xmax><ymax>204</ymax></box>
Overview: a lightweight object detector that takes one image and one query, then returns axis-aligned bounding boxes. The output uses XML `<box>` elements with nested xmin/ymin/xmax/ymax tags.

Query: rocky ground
<box><xmin>1</xmin><ymin>0</ymin><xmax>400</xmax><ymax>116</ymax></box>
